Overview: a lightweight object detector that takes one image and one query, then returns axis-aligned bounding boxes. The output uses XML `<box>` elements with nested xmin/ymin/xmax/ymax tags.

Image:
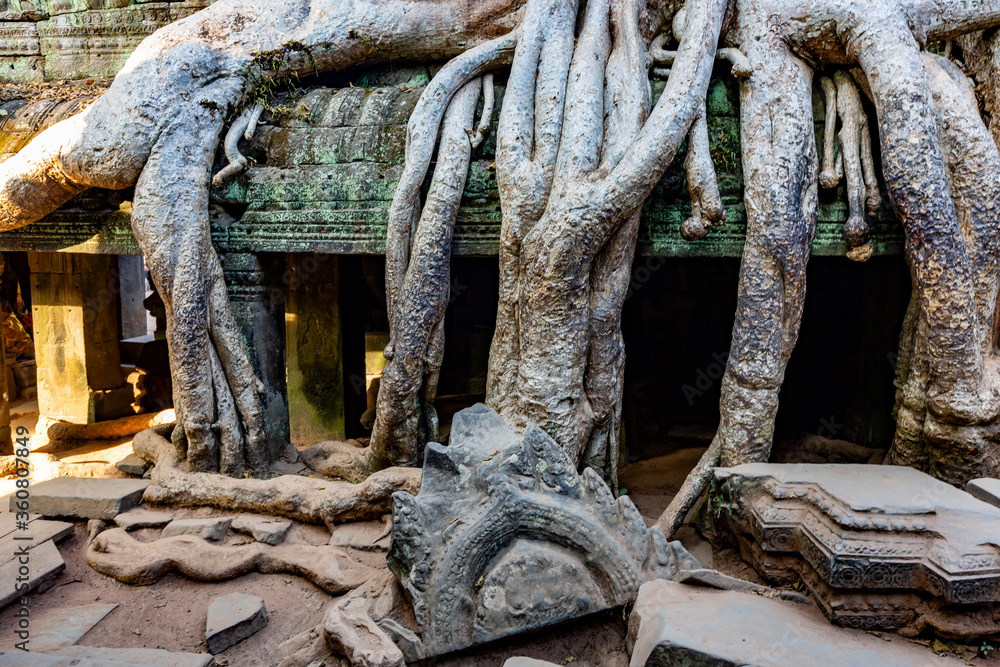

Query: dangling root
<box><xmin>470</xmin><ymin>73</ymin><xmax>496</xmax><ymax>149</ymax></box>
<box><xmin>679</xmin><ymin>101</ymin><xmax>725</xmax><ymax>241</ymax></box>
<box><xmin>212</xmin><ymin>103</ymin><xmax>264</xmax><ymax>185</ymax></box>
<box><xmin>134</xmin><ymin>428</ymin><xmax>419</xmax><ymax>528</ymax></box>
<box><xmin>818</xmin><ymin>71</ymin><xmax>876</xmax><ymax>261</ymax></box>
<box><xmin>360</xmin><ymin>34</ymin><xmax>516</xmax><ymax>475</ymax></box>
<box><xmin>87</xmin><ymin>528</ymin><xmax>376</xmax><ymax>593</ymax></box>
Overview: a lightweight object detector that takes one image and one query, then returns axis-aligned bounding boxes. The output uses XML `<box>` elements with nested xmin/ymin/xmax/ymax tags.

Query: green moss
<box><xmin>234</xmin><ymin>40</ymin><xmax>317</xmax><ymax>122</ymax></box>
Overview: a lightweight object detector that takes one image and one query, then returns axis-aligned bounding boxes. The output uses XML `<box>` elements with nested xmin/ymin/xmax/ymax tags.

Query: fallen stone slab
<box><xmin>206</xmin><ymin>592</ymin><xmax>268</xmax><ymax>654</ymax></box>
<box><xmin>966</xmin><ymin>478</ymin><xmax>1000</xmax><ymax>509</ymax></box>
<box><xmin>0</xmin><ymin>513</ymin><xmax>39</xmax><ymax>537</ymax></box>
<box><xmin>115</xmin><ymin>454</ymin><xmax>151</xmax><ymax>477</ymax></box>
<box><xmin>628</xmin><ymin>580</ymin><xmax>959</xmax><ymax>667</ymax></box>
<box><xmin>32</xmin><ymin>646</ymin><xmax>214</xmax><ymax>666</ymax></box>
<box><xmin>0</xmin><ymin>520</ymin><xmax>74</xmax><ymax>565</ymax></box>
<box><xmin>232</xmin><ymin>515</ymin><xmax>292</xmax><ymax>546</ymax></box>
<box><xmin>13</xmin><ymin>478</ymin><xmax>149</xmax><ymax>520</ymax></box>
<box><xmin>676</xmin><ymin>567</ymin><xmax>770</xmax><ymax>593</ymax></box>
<box><xmin>0</xmin><ymin>539</ymin><xmax>64</xmax><ymax>608</ymax></box>
<box><xmin>329</xmin><ymin>517</ymin><xmax>391</xmax><ymax>551</ymax></box>
<box><xmin>16</xmin><ymin>603</ymin><xmax>118</xmax><ymax>652</ymax></box>
<box><xmin>114</xmin><ymin>508</ymin><xmax>173</xmax><ymax>531</ymax></box>
<box><xmin>162</xmin><ymin>517</ymin><xmax>232</xmax><ymax>541</ymax></box>
<box><xmin>503</xmin><ymin>659</ymin><xmax>561</xmax><ymax>667</ymax></box>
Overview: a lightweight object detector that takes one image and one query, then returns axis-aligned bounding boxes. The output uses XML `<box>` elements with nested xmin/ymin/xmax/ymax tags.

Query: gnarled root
<box><xmin>886</xmin><ymin>52</ymin><xmax>1000</xmax><ymax>482</ymax></box>
<box><xmin>134</xmin><ymin>428</ymin><xmax>420</xmax><ymax>528</ymax></box>
<box><xmin>278</xmin><ymin>572</ymin><xmax>416</xmax><ymax>667</ymax></box>
<box><xmin>0</xmin><ymin>0</ymin><xmax>527</xmax><ymax>478</ymax></box>
<box><xmin>487</xmin><ymin>0</ymin><xmax>729</xmax><ymax>468</ymax></box>
<box><xmin>87</xmin><ymin>527</ymin><xmax>376</xmax><ymax>594</ymax></box>
<box><xmin>362</xmin><ymin>35</ymin><xmax>516</xmax><ymax>476</ymax></box>
<box><xmin>657</xmin><ymin>21</ymin><xmax>817</xmax><ymax>538</ymax></box>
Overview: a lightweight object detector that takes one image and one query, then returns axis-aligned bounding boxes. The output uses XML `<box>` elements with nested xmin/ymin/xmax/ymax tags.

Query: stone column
<box><xmin>220</xmin><ymin>252</ymin><xmax>289</xmax><ymax>461</ymax></box>
<box><xmin>29</xmin><ymin>252</ymin><xmax>133</xmax><ymax>424</ymax></box>
<box><xmin>285</xmin><ymin>254</ymin><xmax>351</xmax><ymax>445</ymax></box>
<box><xmin>0</xmin><ymin>254</ymin><xmax>11</xmax><ymax>454</ymax></box>
<box><xmin>117</xmin><ymin>255</ymin><xmax>148</xmax><ymax>339</ymax></box>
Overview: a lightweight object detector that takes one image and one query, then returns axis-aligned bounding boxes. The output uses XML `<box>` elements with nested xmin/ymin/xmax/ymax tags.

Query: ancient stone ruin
<box><xmin>0</xmin><ymin>0</ymin><xmax>998</xmax><ymax>664</ymax></box>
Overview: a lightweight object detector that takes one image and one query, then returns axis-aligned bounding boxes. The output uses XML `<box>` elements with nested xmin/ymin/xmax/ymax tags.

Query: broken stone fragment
<box><xmin>676</xmin><ymin>567</ymin><xmax>769</xmax><ymax>593</ymax></box>
<box><xmin>628</xmin><ymin>580</ymin><xmax>956</xmax><ymax>666</ymax></box>
<box><xmin>711</xmin><ymin>463</ymin><xmax>1000</xmax><ymax>636</ymax></box>
<box><xmin>15</xmin><ymin>477</ymin><xmax>149</xmax><ymax>519</ymax></box>
<box><xmin>114</xmin><ymin>508</ymin><xmax>173</xmax><ymax>531</ymax></box>
<box><xmin>38</xmin><ymin>645</ymin><xmax>215</xmax><ymax>667</ymax></box>
<box><xmin>232</xmin><ymin>514</ymin><xmax>292</xmax><ymax>545</ymax></box>
<box><xmin>966</xmin><ymin>478</ymin><xmax>1000</xmax><ymax>509</ymax></box>
<box><xmin>502</xmin><ymin>659</ymin><xmax>561</xmax><ymax>667</ymax></box>
<box><xmin>0</xmin><ymin>539</ymin><xmax>64</xmax><ymax>608</ymax></box>
<box><xmin>115</xmin><ymin>453</ymin><xmax>151</xmax><ymax>476</ymax></box>
<box><xmin>20</xmin><ymin>603</ymin><xmax>118</xmax><ymax>652</ymax></box>
<box><xmin>328</xmin><ymin>515</ymin><xmax>391</xmax><ymax>551</ymax></box>
<box><xmin>206</xmin><ymin>593</ymin><xmax>268</xmax><ymax>654</ymax></box>
<box><xmin>162</xmin><ymin>517</ymin><xmax>232</xmax><ymax>541</ymax></box>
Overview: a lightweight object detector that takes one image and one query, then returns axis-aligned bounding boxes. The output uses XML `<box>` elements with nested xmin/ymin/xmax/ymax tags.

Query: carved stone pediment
<box><xmin>388</xmin><ymin>404</ymin><xmax>697</xmax><ymax>658</ymax></box>
<box><xmin>713</xmin><ymin>463</ymin><xmax>1000</xmax><ymax>633</ymax></box>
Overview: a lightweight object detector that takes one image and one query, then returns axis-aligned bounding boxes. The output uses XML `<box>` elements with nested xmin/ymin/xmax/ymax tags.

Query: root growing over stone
<box><xmin>134</xmin><ymin>428</ymin><xmax>420</xmax><ymax>528</ymax></box>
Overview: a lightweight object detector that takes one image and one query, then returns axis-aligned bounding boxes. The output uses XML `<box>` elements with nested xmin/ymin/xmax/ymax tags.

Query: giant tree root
<box><xmin>87</xmin><ymin>528</ymin><xmax>376</xmax><ymax>594</ymax></box>
<box><xmin>279</xmin><ymin>572</ymin><xmax>414</xmax><ymax>667</ymax></box>
<box><xmin>133</xmin><ymin>428</ymin><xmax>420</xmax><ymax>528</ymax></box>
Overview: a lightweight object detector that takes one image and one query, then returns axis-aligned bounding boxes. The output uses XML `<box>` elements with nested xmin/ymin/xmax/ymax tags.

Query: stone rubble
<box><xmin>114</xmin><ymin>508</ymin><xmax>173</xmax><ymax>531</ymax></box>
<box><xmin>711</xmin><ymin>463</ymin><xmax>1000</xmax><ymax>635</ymax></box>
<box><xmin>161</xmin><ymin>517</ymin><xmax>232</xmax><ymax>542</ymax></box>
<box><xmin>966</xmin><ymin>478</ymin><xmax>1000</xmax><ymax>509</ymax></box>
<box><xmin>14</xmin><ymin>477</ymin><xmax>149</xmax><ymax>520</ymax></box>
<box><xmin>628</xmin><ymin>579</ymin><xmax>964</xmax><ymax>666</ymax></box>
<box><xmin>115</xmin><ymin>454</ymin><xmax>151</xmax><ymax>477</ymax></box>
<box><xmin>231</xmin><ymin>515</ymin><xmax>292</xmax><ymax>546</ymax></box>
<box><xmin>205</xmin><ymin>592</ymin><xmax>268</xmax><ymax>654</ymax></box>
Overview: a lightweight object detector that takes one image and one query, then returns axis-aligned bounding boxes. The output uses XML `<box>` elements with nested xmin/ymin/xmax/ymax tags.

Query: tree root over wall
<box><xmin>133</xmin><ymin>428</ymin><xmax>420</xmax><ymax>529</ymax></box>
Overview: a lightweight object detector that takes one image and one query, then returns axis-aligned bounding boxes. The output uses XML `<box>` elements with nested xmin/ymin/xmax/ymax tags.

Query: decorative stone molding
<box><xmin>0</xmin><ymin>82</ymin><xmax>906</xmax><ymax>257</ymax></box>
<box><xmin>388</xmin><ymin>404</ymin><xmax>699</xmax><ymax>658</ymax></box>
<box><xmin>713</xmin><ymin>463</ymin><xmax>1000</xmax><ymax>635</ymax></box>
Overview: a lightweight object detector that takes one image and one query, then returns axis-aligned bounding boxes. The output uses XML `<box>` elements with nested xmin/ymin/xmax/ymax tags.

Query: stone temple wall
<box><xmin>0</xmin><ymin>0</ymin><xmax>211</xmax><ymax>83</ymax></box>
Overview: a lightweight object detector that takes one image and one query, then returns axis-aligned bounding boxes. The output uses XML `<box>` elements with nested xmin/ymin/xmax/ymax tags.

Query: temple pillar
<box><xmin>0</xmin><ymin>254</ymin><xmax>12</xmax><ymax>454</ymax></box>
<box><xmin>117</xmin><ymin>255</ymin><xmax>148</xmax><ymax>339</ymax></box>
<box><xmin>28</xmin><ymin>252</ymin><xmax>133</xmax><ymax>424</ymax></box>
<box><xmin>220</xmin><ymin>252</ymin><xmax>289</xmax><ymax>461</ymax></box>
<box><xmin>285</xmin><ymin>253</ymin><xmax>347</xmax><ymax>444</ymax></box>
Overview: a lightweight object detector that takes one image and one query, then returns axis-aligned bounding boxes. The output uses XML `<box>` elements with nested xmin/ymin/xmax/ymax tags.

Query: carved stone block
<box><xmin>388</xmin><ymin>404</ymin><xmax>699</xmax><ymax>658</ymax></box>
<box><xmin>36</xmin><ymin>4</ymin><xmax>171</xmax><ymax>80</ymax></box>
<box><xmin>713</xmin><ymin>463</ymin><xmax>1000</xmax><ymax>634</ymax></box>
